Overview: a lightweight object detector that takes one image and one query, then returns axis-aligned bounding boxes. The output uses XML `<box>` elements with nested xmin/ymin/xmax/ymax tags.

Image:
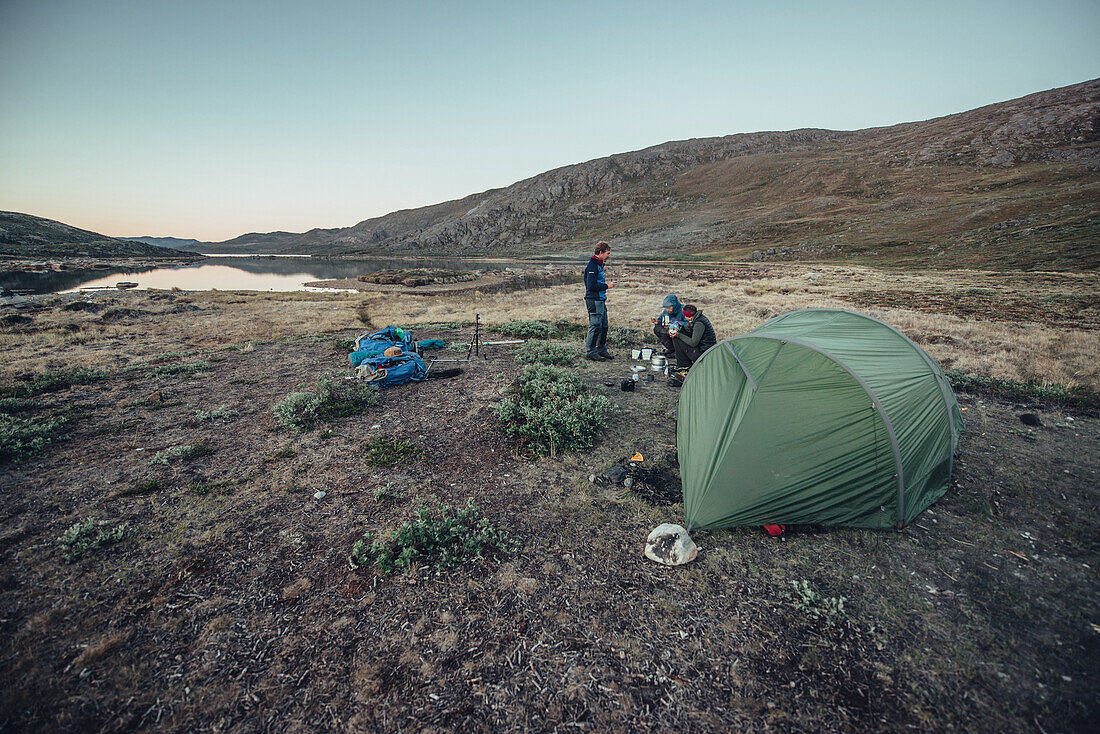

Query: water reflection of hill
<box><xmin>206</xmin><ymin>257</ymin><xmax>489</xmax><ymax>278</ymax></box>
<box><xmin>0</xmin><ymin>257</ymin><xmax>497</xmax><ymax>294</ymax></box>
<box><xmin>0</xmin><ymin>267</ymin><xmax>146</xmax><ymax>294</ymax></box>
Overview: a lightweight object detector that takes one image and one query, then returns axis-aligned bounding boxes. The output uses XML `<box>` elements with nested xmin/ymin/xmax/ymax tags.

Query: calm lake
<box><xmin>0</xmin><ymin>257</ymin><xmax>501</xmax><ymax>294</ymax></box>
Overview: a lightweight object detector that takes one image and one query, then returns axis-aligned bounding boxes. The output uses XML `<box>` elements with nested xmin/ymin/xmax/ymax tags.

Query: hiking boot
<box><xmin>586</xmin><ymin>354</ymin><xmax>607</xmax><ymax>362</ymax></box>
<box><xmin>667</xmin><ymin>375</ymin><xmax>683</xmax><ymax>388</ymax></box>
<box><xmin>598</xmin><ymin>352</ymin><xmax>615</xmax><ymax>360</ymax></box>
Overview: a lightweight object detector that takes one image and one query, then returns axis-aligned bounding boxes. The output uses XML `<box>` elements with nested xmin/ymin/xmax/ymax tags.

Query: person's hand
<box><xmin>650</xmin><ymin>317</ymin><xmax>658</xmax><ymax>324</ymax></box>
<box><xmin>607</xmin><ymin>280</ymin><xmax>617</xmax><ymax>288</ymax></box>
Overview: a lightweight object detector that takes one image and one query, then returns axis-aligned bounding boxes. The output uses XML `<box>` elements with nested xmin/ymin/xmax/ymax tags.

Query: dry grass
<box><xmin>0</xmin><ymin>291</ymin><xmax>362</xmax><ymax>379</ymax></box>
<box><xmin>2</xmin><ymin>265</ymin><xmax>1096</xmax><ymax>391</ymax></box>
<box><xmin>363</xmin><ymin>263</ymin><xmax>1099</xmax><ymax>390</ymax></box>
<box><xmin>70</xmin><ymin>632</ymin><xmax>129</xmax><ymax>671</ymax></box>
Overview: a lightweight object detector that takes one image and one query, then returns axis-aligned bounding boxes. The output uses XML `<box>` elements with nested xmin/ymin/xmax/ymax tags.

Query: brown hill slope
<box><xmin>0</xmin><ymin>211</ymin><xmax>195</xmax><ymax>259</ymax></box>
<box><xmin>202</xmin><ymin>79</ymin><xmax>1100</xmax><ymax>270</ymax></box>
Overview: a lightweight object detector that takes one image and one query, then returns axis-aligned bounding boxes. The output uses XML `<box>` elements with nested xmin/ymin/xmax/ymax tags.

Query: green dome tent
<box><xmin>678</xmin><ymin>309</ymin><xmax>963</xmax><ymax>531</ymax></box>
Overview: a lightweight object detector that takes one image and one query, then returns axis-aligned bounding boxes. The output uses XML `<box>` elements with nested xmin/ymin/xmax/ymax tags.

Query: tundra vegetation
<box><xmin>0</xmin><ymin>262</ymin><xmax>1096</xmax><ymax>732</ymax></box>
<box><xmin>514</xmin><ymin>341</ymin><xmax>580</xmax><ymax>366</ymax></box>
<box><xmin>363</xmin><ymin>435</ymin><xmax>422</xmax><ymax>468</ymax></box>
<box><xmin>273</xmin><ymin>375</ymin><xmax>379</xmax><ymax>431</ymax></box>
<box><xmin>495</xmin><ymin>363</ymin><xmax>614</xmax><ymax>456</ymax></box>
<box><xmin>350</xmin><ymin>498</ymin><xmax>512</xmax><ymax>575</ymax></box>
<box><xmin>57</xmin><ymin>517</ymin><xmax>133</xmax><ymax>563</ymax></box>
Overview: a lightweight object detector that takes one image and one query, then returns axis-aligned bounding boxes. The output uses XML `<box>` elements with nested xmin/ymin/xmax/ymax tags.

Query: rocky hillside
<box><xmin>0</xmin><ymin>212</ymin><xmax>195</xmax><ymax>259</ymax></box>
<box><xmin>201</xmin><ymin>79</ymin><xmax>1099</xmax><ymax>270</ymax></box>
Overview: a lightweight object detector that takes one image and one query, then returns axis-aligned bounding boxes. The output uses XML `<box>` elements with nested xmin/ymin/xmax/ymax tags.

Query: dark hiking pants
<box><xmin>585</xmin><ymin>299</ymin><xmax>608</xmax><ymax>356</ymax></box>
<box><xmin>673</xmin><ymin>338</ymin><xmax>705</xmax><ymax>369</ymax></box>
<box><xmin>653</xmin><ymin>323</ymin><xmax>676</xmax><ymax>355</ymax></box>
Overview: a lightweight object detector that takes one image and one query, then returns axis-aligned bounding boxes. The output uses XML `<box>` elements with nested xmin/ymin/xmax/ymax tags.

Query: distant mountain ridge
<box><xmin>194</xmin><ymin>78</ymin><xmax>1100</xmax><ymax>270</ymax></box>
<box><xmin>122</xmin><ymin>236</ymin><xmax>201</xmax><ymax>249</ymax></box>
<box><xmin>0</xmin><ymin>212</ymin><xmax>196</xmax><ymax>259</ymax></box>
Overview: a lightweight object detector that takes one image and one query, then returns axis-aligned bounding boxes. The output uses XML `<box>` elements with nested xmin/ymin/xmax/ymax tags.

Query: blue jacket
<box><xmin>583</xmin><ymin>256</ymin><xmax>607</xmax><ymax>301</ymax></box>
<box><xmin>656</xmin><ymin>294</ymin><xmax>683</xmax><ymax>325</ymax></box>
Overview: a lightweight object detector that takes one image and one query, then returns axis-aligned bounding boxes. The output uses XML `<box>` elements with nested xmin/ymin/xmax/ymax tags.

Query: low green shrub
<box><xmin>946</xmin><ymin>370</ymin><xmax>1098</xmax><ymax>409</ymax></box>
<box><xmin>273</xmin><ymin>376</ymin><xmax>379</xmax><ymax>431</ymax></box>
<box><xmin>364</xmin><ymin>436</ymin><xmax>422</xmax><ymax>467</ymax></box>
<box><xmin>374</xmin><ymin>482</ymin><xmax>398</xmax><ymax>502</ymax></box>
<box><xmin>529</xmin><ymin>320</ymin><xmax>654</xmax><ymax>346</ymax></box>
<box><xmin>0</xmin><ymin>367</ymin><xmax>106</xmax><ymax>398</ymax></box>
<box><xmin>515</xmin><ymin>341</ymin><xmax>579</xmax><ymax>366</ymax></box>
<box><xmin>494</xmin><ymin>320</ymin><xmax>557</xmax><ymax>339</ymax></box>
<box><xmin>496</xmin><ymin>364</ymin><xmax>613</xmax><ymax>456</ymax></box>
<box><xmin>552</xmin><ymin>319</ymin><xmax>588</xmax><ymax>339</ymax></box>
<box><xmin>608</xmin><ymin>325</ymin><xmax>657</xmax><ymax>346</ymax></box>
<box><xmin>59</xmin><ymin>517</ymin><xmax>133</xmax><ymax>563</ymax></box>
<box><xmin>0</xmin><ymin>413</ymin><xmax>67</xmax><ymax>462</ymax></box>
<box><xmin>194</xmin><ymin>405</ymin><xmax>240</xmax><ymax>423</ymax></box>
<box><xmin>0</xmin><ymin>397</ymin><xmax>37</xmax><ymax>414</ymax></box>
<box><xmin>334</xmin><ymin>337</ymin><xmax>356</xmax><ymax>352</ymax></box>
<box><xmin>790</xmin><ymin>580</ymin><xmax>848</xmax><ymax>628</ymax></box>
<box><xmin>149</xmin><ymin>442</ymin><xmax>215</xmax><ymax>465</ymax></box>
<box><xmin>190</xmin><ymin>479</ymin><xmax>232</xmax><ymax>496</ymax></box>
<box><xmin>350</xmin><ymin>498</ymin><xmax>512</xmax><ymax>575</ymax></box>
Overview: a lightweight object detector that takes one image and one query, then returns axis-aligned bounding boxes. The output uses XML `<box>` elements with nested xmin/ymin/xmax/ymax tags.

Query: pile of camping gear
<box><xmin>346</xmin><ymin>315</ymin><xmax>522</xmax><ymax>387</ymax></box>
<box><xmin>348</xmin><ymin>326</ymin><xmax>430</xmax><ymax>387</ymax></box>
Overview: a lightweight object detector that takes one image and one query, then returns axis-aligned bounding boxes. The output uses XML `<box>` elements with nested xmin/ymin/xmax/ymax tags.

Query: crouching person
<box><xmin>650</xmin><ymin>294</ymin><xmax>683</xmax><ymax>357</ymax></box>
<box><xmin>671</xmin><ymin>304</ymin><xmax>717</xmax><ymax>369</ymax></box>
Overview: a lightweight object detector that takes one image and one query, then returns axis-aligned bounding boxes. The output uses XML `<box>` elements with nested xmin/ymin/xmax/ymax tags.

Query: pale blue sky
<box><xmin>1</xmin><ymin>0</ymin><xmax>1097</xmax><ymax>241</ymax></box>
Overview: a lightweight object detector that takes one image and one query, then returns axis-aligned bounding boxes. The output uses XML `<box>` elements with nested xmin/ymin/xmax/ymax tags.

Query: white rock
<box><xmin>313</xmin><ymin>491</ymin><xmax>326</xmax><ymax>499</ymax></box>
<box><xmin>645</xmin><ymin>523</ymin><xmax>698</xmax><ymax>566</ymax></box>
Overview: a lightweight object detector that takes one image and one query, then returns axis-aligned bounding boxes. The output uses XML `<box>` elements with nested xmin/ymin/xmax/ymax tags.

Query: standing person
<box><xmin>583</xmin><ymin>241</ymin><xmax>616</xmax><ymax>361</ymax></box>
<box><xmin>650</xmin><ymin>294</ymin><xmax>683</xmax><ymax>357</ymax></box>
<box><xmin>670</xmin><ymin>304</ymin><xmax>717</xmax><ymax>369</ymax></box>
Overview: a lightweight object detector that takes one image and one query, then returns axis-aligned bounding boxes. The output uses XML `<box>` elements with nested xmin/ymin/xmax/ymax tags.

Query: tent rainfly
<box><xmin>677</xmin><ymin>309</ymin><xmax>964</xmax><ymax>531</ymax></box>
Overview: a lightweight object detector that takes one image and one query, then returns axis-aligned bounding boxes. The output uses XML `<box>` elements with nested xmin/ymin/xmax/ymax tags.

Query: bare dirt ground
<box><xmin>0</xmin><ymin>268</ymin><xmax>1098</xmax><ymax>733</ymax></box>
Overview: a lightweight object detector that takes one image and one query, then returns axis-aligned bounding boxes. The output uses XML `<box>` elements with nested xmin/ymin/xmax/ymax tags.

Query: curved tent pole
<box><xmin>723</xmin><ymin>342</ymin><xmax>758</xmax><ymax>391</ymax></box>
<box><xmin>732</xmin><ymin>333</ymin><xmax>909</xmax><ymax>529</ymax></box>
<box><xmin>756</xmin><ymin>307</ymin><xmax>960</xmax><ymax>442</ymax></box>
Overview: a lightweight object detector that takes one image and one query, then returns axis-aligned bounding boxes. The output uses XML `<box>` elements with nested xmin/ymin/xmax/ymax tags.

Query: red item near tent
<box><xmin>763</xmin><ymin>524</ymin><xmax>786</xmax><ymax>537</ymax></box>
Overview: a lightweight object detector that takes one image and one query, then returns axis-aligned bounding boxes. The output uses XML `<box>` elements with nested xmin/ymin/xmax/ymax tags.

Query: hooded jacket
<box><xmin>656</xmin><ymin>295</ymin><xmax>683</xmax><ymax>326</ymax></box>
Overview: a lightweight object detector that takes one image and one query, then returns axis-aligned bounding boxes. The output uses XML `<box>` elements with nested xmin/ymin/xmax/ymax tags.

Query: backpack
<box><xmin>364</xmin><ymin>326</ymin><xmax>414</xmax><ymax>353</ymax></box>
<box><xmin>350</xmin><ymin>326</ymin><xmax>416</xmax><ymax>367</ymax></box>
<box><xmin>354</xmin><ymin>352</ymin><xmax>428</xmax><ymax>387</ymax></box>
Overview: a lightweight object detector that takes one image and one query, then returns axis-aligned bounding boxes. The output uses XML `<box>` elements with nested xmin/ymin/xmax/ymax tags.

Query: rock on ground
<box><xmin>645</xmin><ymin>523</ymin><xmax>698</xmax><ymax>566</ymax></box>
